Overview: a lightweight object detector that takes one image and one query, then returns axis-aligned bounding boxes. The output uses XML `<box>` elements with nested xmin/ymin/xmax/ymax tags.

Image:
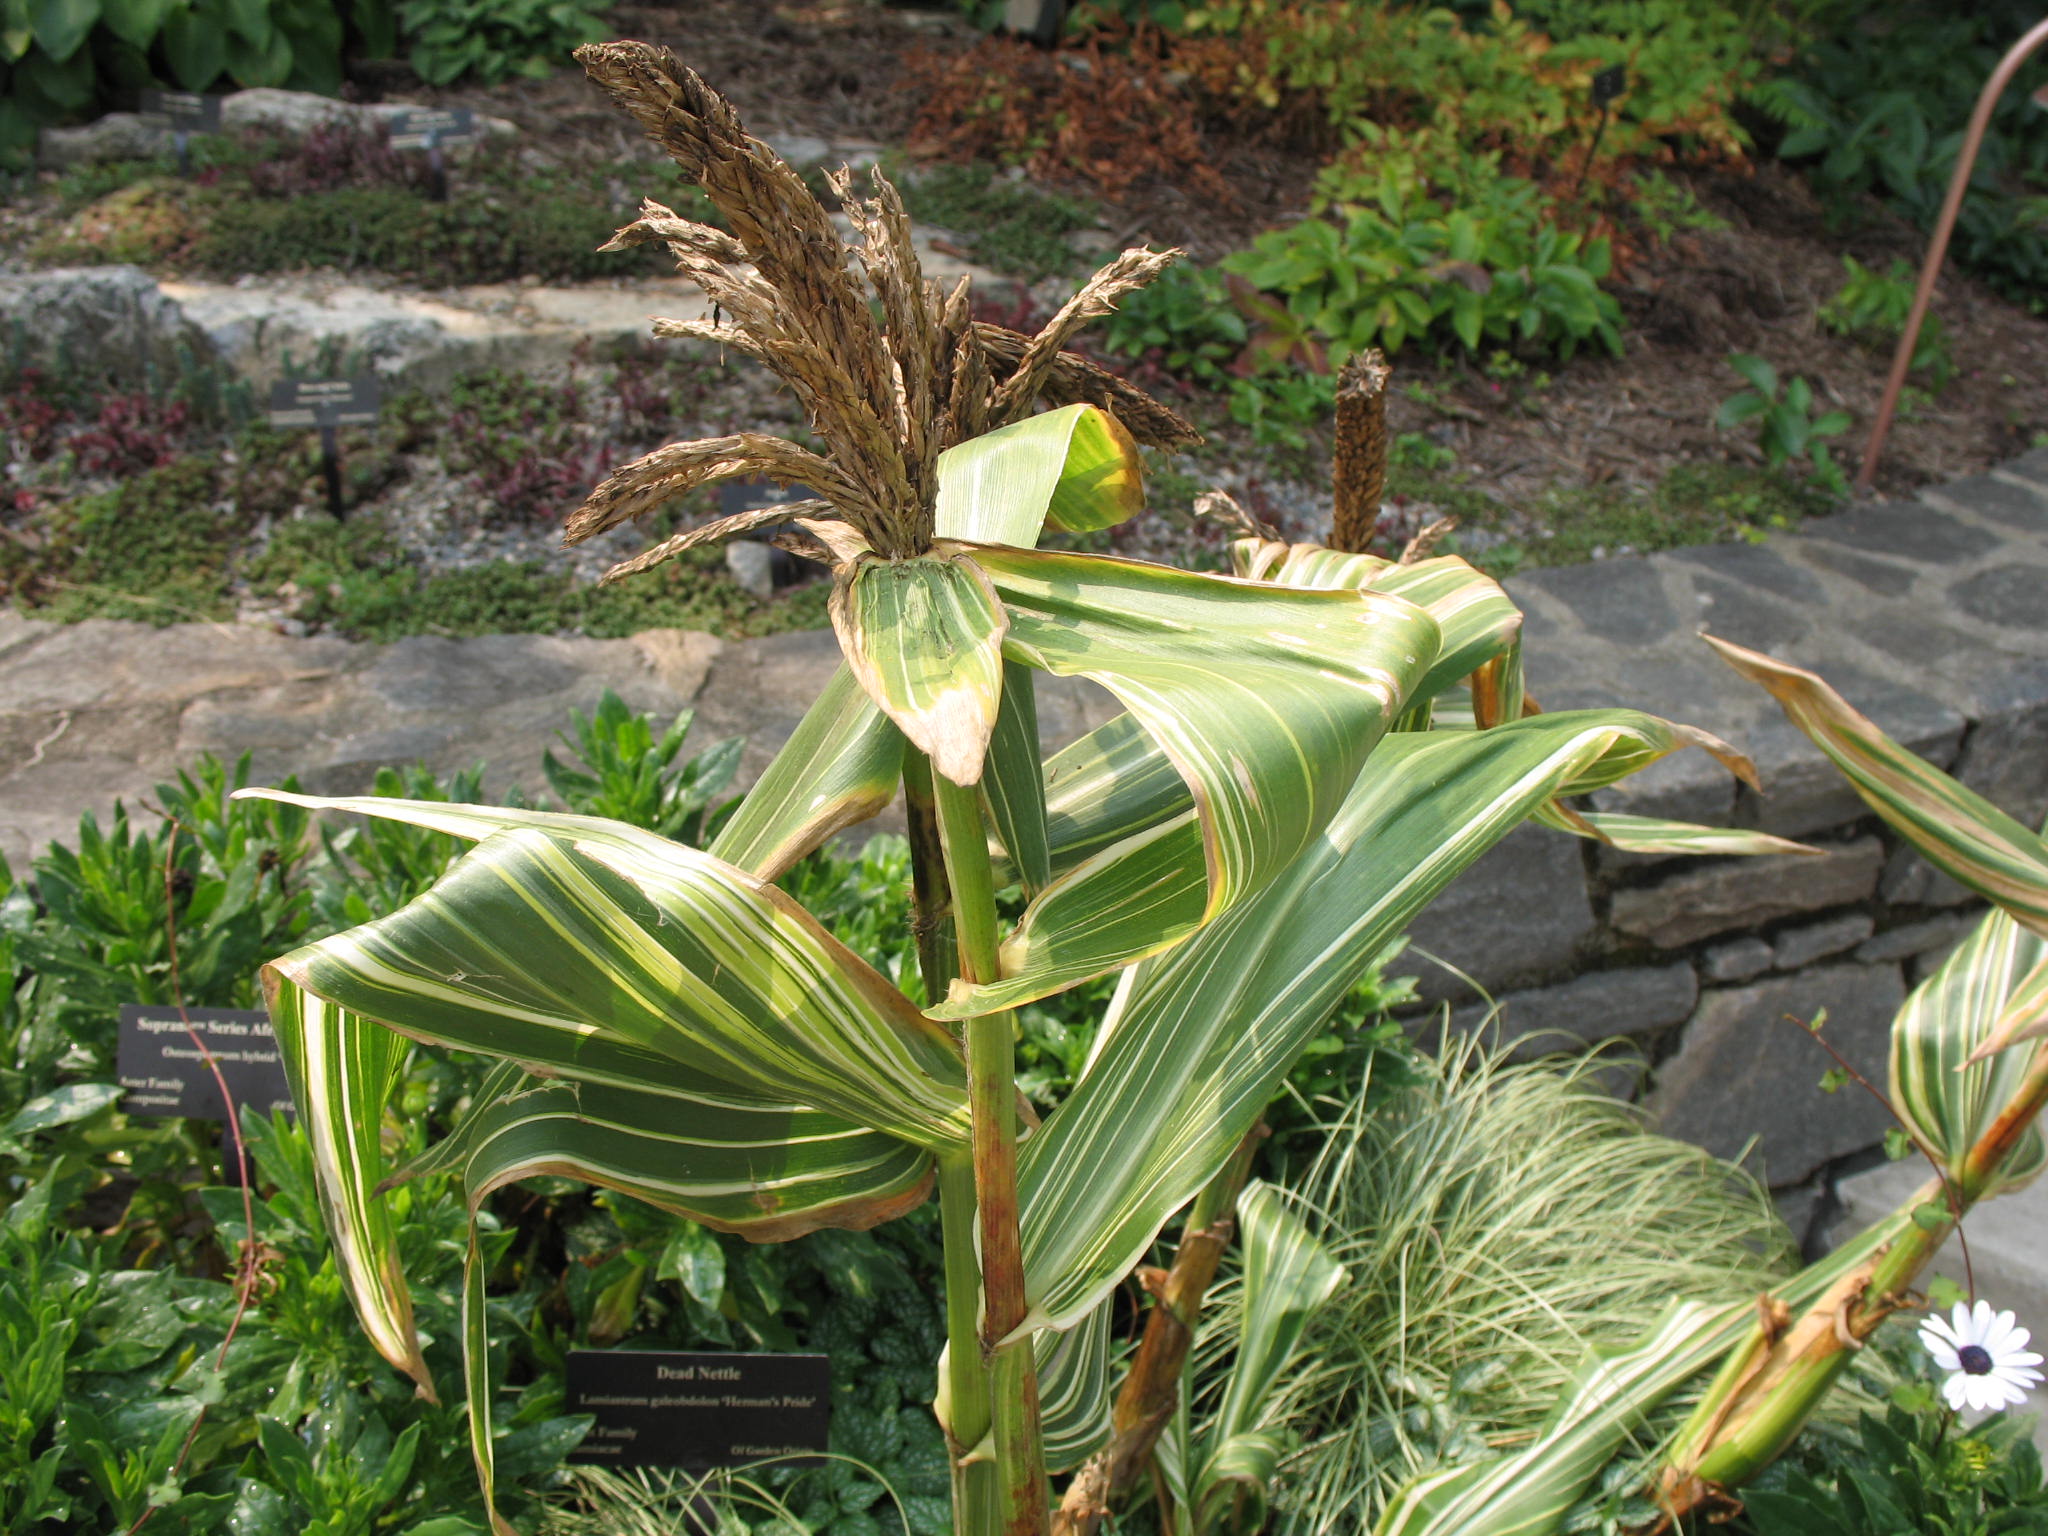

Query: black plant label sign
<box><xmin>388</xmin><ymin>107</ymin><xmax>480</xmax><ymax>151</ymax></box>
<box><xmin>566</xmin><ymin>1351</ymin><xmax>832</xmax><ymax>1468</ymax></box>
<box><xmin>116</xmin><ymin>1006</ymin><xmax>295</xmax><ymax>1123</ymax></box>
<box><xmin>268</xmin><ymin>377</ymin><xmax>382</xmax><ymax>430</ymax></box>
<box><xmin>140</xmin><ymin>89</ymin><xmax>223</xmax><ymax>132</ymax></box>
<box><xmin>1592</xmin><ymin>65</ymin><xmax>1628</xmax><ymax>108</ymax></box>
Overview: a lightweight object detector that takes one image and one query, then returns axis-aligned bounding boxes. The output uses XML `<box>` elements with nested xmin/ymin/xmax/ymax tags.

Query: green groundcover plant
<box><xmin>235</xmin><ymin>43</ymin><xmax>1826</xmax><ymax>1536</ymax></box>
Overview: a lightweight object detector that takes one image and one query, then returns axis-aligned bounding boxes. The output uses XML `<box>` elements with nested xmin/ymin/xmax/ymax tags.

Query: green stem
<box><xmin>1669</xmin><ymin>1039</ymin><xmax>2048</xmax><ymax>1503</ymax></box>
<box><xmin>941</xmin><ymin>1155</ymin><xmax>998</xmax><ymax>1536</ymax></box>
<box><xmin>934</xmin><ymin>767</ymin><xmax>1050</xmax><ymax>1536</ymax></box>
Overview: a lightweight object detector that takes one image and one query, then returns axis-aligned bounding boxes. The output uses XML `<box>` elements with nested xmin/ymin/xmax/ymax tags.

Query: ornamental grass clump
<box><xmin>1226</xmin><ymin>1043</ymin><xmax>1796</xmax><ymax>1529</ymax></box>
<box><xmin>235</xmin><ymin>42</ymin><xmax>1828</xmax><ymax>1536</ymax></box>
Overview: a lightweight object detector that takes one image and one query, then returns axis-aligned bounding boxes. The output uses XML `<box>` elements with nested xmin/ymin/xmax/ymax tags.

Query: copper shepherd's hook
<box><xmin>1856</xmin><ymin>15</ymin><xmax>2048</xmax><ymax>495</ymax></box>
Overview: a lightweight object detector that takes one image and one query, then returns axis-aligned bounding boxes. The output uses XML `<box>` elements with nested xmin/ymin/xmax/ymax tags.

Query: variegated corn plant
<box><xmin>1364</xmin><ymin>639</ymin><xmax>2048</xmax><ymax>1536</ymax></box>
<box><xmin>234</xmin><ymin>43</ymin><xmax>1793</xmax><ymax>1536</ymax></box>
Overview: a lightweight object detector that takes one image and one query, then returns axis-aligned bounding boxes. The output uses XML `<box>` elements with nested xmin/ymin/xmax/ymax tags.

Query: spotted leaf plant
<box><xmin>237</xmin><ymin>43</ymin><xmax>1780</xmax><ymax>1536</ymax></box>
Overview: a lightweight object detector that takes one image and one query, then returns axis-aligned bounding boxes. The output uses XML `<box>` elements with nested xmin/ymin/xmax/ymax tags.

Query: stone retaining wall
<box><xmin>1402</xmin><ymin>447</ymin><xmax>2048</xmax><ymax>1241</ymax></box>
<box><xmin>6</xmin><ymin>451</ymin><xmax>2048</xmax><ymax>1243</ymax></box>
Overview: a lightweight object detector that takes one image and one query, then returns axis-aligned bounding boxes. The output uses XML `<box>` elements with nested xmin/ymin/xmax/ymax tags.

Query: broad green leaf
<box><xmin>264</xmin><ymin>973</ymin><xmax>431</xmax><ymax>1398</ymax></box>
<box><xmin>833</xmin><ymin>553</ymin><xmax>1007</xmax><ymax>788</ymax></box>
<box><xmin>1711</xmin><ymin>635</ymin><xmax>2048</xmax><ymax>938</ymax></box>
<box><xmin>273</xmin><ymin>825</ymin><xmax>970</xmax><ymax>1151</ymax></box>
<box><xmin>1532</xmin><ymin>806</ymin><xmax>1819</xmax><ymax>858</ymax></box>
<box><xmin>1038</xmin><ymin>1298</ymin><xmax>1113</xmax><ymax>1473</ymax></box>
<box><xmin>1890</xmin><ymin>907</ymin><xmax>2048</xmax><ymax>1195</ymax></box>
<box><xmin>983</xmin><ymin>660</ymin><xmax>1052</xmax><ymax>893</ymax></box>
<box><xmin>3</xmin><ymin>1081</ymin><xmax>120</xmax><ymax>1136</ymax></box>
<box><xmin>1012</xmin><ymin>710</ymin><xmax>1712</xmax><ymax>1331</ymax></box>
<box><xmin>28</xmin><ymin>0</ymin><xmax>96</xmax><ymax>59</ymax></box>
<box><xmin>708</xmin><ymin>665</ymin><xmax>906</xmax><ymax>882</ymax></box>
<box><xmin>934</xmin><ymin>402</ymin><xmax>1144</xmax><ymax>544</ymax></box>
<box><xmin>161</xmin><ymin>0</ymin><xmax>226</xmax><ymax>87</ymax></box>
<box><xmin>935</xmin><ymin>547</ymin><xmax>1441</xmax><ymax>1017</ymax></box>
<box><xmin>98</xmin><ymin>0</ymin><xmax>172</xmax><ymax>47</ymax></box>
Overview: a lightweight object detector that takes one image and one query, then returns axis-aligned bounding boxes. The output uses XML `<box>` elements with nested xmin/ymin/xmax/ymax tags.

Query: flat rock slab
<box><xmin>0</xmin><ymin>613</ymin><xmax>1114</xmax><ymax>870</ymax></box>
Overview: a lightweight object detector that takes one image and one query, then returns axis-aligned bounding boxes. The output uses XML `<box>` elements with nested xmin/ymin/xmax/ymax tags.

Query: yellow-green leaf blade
<box><xmin>834</xmin><ymin>554</ymin><xmax>1008</xmax><ymax>788</ymax></box>
<box><xmin>435</xmin><ymin>1072</ymin><xmax>935</xmax><ymax>1240</ymax></box>
<box><xmin>1710</xmin><ymin>634</ymin><xmax>2048</xmax><ymax>933</ymax></box>
<box><xmin>264</xmin><ymin>971</ymin><xmax>431</xmax><ymax>1400</ymax></box>
<box><xmin>1012</xmin><ymin>710</ymin><xmax>1707</xmax><ymax>1330</ymax></box>
<box><xmin>710</xmin><ymin>664</ymin><xmax>906</xmax><ymax>881</ymax></box>
<box><xmin>937</xmin><ymin>546</ymin><xmax>1441</xmax><ymax>1016</ymax></box>
<box><xmin>278</xmin><ymin>826</ymin><xmax>971</xmax><ymax>1151</ymax></box>
<box><xmin>1892</xmin><ymin>908</ymin><xmax>2048</xmax><ymax>1193</ymax></box>
<box><xmin>934</xmin><ymin>402</ymin><xmax>1144</xmax><ymax>545</ymax></box>
<box><xmin>1535</xmin><ymin>807</ymin><xmax>1821</xmax><ymax>858</ymax></box>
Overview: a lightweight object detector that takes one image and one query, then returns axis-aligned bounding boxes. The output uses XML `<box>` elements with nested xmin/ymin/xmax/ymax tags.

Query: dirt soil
<box><xmin>380</xmin><ymin>0</ymin><xmax>2048</xmax><ymax>533</ymax></box>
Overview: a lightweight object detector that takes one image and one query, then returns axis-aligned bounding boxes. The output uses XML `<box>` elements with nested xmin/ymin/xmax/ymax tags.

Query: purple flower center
<box><xmin>1959</xmin><ymin>1344</ymin><xmax>1994</xmax><ymax>1376</ymax></box>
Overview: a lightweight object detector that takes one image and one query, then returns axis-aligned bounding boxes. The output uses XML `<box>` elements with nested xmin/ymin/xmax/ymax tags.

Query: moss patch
<box><xmin>896</xmin><ymin>162</ymin><xmax>1098</xmax><ymax>282</ymax></box>
<box><xmin>3</xmin><ymin>457</ymin><xmax>248</xmax><ymax>623</ymax></box>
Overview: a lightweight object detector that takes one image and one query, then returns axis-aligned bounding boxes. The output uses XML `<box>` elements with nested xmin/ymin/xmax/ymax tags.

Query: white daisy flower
<box><xmin>1919</xmin><ymin>1299</ymin><xmax>2045</xmax><ymax>1413</ymax></box>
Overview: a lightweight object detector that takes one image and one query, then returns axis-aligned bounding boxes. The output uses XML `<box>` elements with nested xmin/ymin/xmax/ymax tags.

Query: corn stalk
<box><xmin>241</xmin><ymin>44</ymin><xmax>1799</xmax><ymax>1536</ymax></box>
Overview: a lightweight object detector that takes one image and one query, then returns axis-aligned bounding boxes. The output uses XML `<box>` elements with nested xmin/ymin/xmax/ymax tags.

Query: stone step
<box><xmin>1</xmin><ymin>229</ymin><xmax>1014</xmax><ymax>396</ymax></box>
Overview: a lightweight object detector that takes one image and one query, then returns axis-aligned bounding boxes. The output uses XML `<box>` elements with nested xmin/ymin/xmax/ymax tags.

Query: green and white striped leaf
<box><xmin>1371</xmin><ymin>1211</ymin><xmax>1915</xmax><ymax>1536</ymax></box>
<box><xmin>447</xmin><ymin>1075</ymin><xmax>933</xmax><ymax>1236</ymax></box>
<box><xmin>935</xmin><ymin>402</ymin><xmax>1144</xmax><ymax>544</ymax></box>
<box><xmin>463</xmin><ymin>1225</ymin><xmax>509</xmax><ymax>1535</ymax></box>
<box><xmin>710</xmin><ymin>664</ymin><xmax>905</xmax><ymax>881</ymax></box>
<box><xmin>1234</xmin><ymin>542</ymin><xmax>1522</xmax><ymax>702</ymax></box>
<box><xmin>1986</xmin><ymin>956</ymin><xmax>2048</xmax><ymax>1060</ymax></box>
<box><xmin>1012</xmin><ymin>710</ymin><xmax>1708</xmax><ymax>1331</ymax></box>
<box><xmin>983</xmin><ymin>660</ymin><xmax>1053</xmax><ymax>893</ymax></box>
<box><xmin>264</xmin><ymin>971</ymin><xmax>430</xmax><ymax>1398</ymax></box>
<box><xmin>1361</xmin><ymin>558</ymin><xmax>1523</xmax><ymax>701</ymax></box>
<box><xmin>1177</xmin><ymin>1181</ymin><xmax>1348</xmax><ymax>1536</ymax></box>
<box><xmin>274</xmin><ymin>825</ymin><xmax>971</xmax><ymax>1150</ymax></box>
<box><xmin>1038</xmin><ymin>1297</ymin><xmax>1115</xmax><ymax>1473</ymax></box>
<box><xmin>1231</xmin><ymin>538</ymin><xmax>1388</xmax><ymax>590</ymax></box>
<box><xmin>1711</xmin><ymin>634</ymin><xmax>2048</xmax><ymax>934</ymax></box>
<box><xmin>236</xmin><ymin>787</ymin><xmax>674</xmax><ymax>852</ymax></box>
<box><xmin>1533</xmin><ymin>806</ymin><xmax>1820</xmax><ymax>859</ymax></box>
<box><xmin>1209</xmin><ymin>1181</ymin><xmax>1346</xmax><ymax>1446</ymax></box>
<box><xmin>833</xmin><ymin>553</ymin><xmax>1008</xmax><ymax>787</ymax></box>
<box><xmin>1372</xmin><ymin>1302</ymin><xmax>1725</xmax><ymax>1536</ymax></box>
<box><xmin>933</xmin><ymin>547</ymin><xmax>1442</xmax><ymax>1017</ymax></box>
<box><xmin>1039</xmin><ymin>712</ymin><xmax>1194</xmax><ymax>878</ymax></box>
<box><xmin>1891</xmin><ymin>907</ymin><xmax>2048</xmax><ymax>1195</ymax></box>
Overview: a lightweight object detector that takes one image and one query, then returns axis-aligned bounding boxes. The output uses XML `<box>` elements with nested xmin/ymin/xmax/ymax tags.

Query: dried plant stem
<box><xmin>1053</xmin><ymin>1124</ymin><xmax>1268</xmax><ymax>1536</ymax></box>
<box><xmin>1330</xmin><ymin>350</ymin><xmax>1391</xmax><ymax>553</ymax></box>
<box><xmin>901</xmin><ymin>755</ymin><xmax>957</xmax><ymax>1008</ymax></box>
<box><xmin>934</xmin><ymin>769</ymin><xmax>1050</xmax><ymax>1536</ymax></box>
